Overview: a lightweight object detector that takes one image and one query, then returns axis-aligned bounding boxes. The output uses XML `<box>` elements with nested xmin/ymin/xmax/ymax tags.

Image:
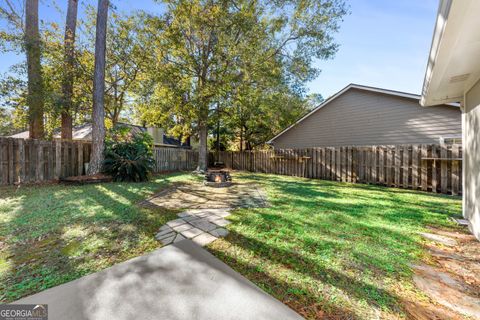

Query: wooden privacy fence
<box><xmin>213</xmin><ymin>144</ymin><xmax>463</xmax><ymax>195</ymax></box>
<box><xmin>153</xmin><ymin>147</ymin><xmax>198</xmax><ymax>172</ymax></box>
<box><xmin>0</xmin><ymin>138</ymin><xmax>197</xmax><ymax>185</ymax></box>
<box><xmin>0</xmin><ymin>137</ymin><xmax>91</xmax><ymax>185</ymax></box>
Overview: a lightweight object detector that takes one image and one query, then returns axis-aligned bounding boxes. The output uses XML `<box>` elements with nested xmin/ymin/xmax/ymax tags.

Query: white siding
<box><xmin>464</xmin><ymin>78</ymin><xmax>480</xmax><ymax>240</ymax></box>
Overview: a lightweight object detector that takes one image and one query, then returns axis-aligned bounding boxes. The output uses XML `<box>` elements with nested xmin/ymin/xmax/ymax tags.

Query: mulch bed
<box><xmin>60</xmin><ymin>174</ymin><xmax>113</xmax><ymax>185</ymax></box>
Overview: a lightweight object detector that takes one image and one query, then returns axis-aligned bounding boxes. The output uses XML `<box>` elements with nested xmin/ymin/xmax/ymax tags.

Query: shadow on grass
<box><xmin>208</xmin><ymin>229</ymin><xmax>392</xmax><ymax>319</ymax></box>
<box><xmin>0</xmin><ymin>173</ymin><xmax>184</xmax><ymax>302</ymax></box>
<box><xmin>208</xmin><ymin>172</ymin><xmax>462</xmax><ymax>318</ymax></box>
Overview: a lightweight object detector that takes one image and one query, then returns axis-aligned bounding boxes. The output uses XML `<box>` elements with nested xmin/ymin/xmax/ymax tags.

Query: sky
<box><xmin>0</xmin><ymin>0</ymin><xmax>440</xmax><ymax>99</ymax></box>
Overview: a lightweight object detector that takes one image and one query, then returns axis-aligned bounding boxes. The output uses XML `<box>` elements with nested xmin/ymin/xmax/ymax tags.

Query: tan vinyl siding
<box><xmin>272</xmin><ymin>88</ymin><xmax>461</xmax><ymax>148</ymax></box>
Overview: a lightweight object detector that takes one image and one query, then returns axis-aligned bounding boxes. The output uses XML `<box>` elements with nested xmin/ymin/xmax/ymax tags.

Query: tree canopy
<box><xmin>0</xmin><ymin>0</ymin><xmax>347</xmax><ymax>169</ymax></box>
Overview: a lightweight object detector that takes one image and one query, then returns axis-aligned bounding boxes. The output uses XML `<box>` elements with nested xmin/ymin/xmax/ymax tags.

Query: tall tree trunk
<box><xmin>61</xmin><ymin>0</ymin><xmax>78</xmax><ymax>140</ymax></box>
<box><xmin>197</xmin><ymin>123</ymin><xmax>208</xmax><ymax>172</ymax></box>
<box><xmin>25</xmin><ymin>0</ymin><xmax>44</xmax><ymax>139</ymax></box>
<box><xmin>88</xmin><ymin>0</ymin><xmax>109</xmax><ymax>175</ymax></box>
<box><xmin>239</xmin><ymin>126</ymin><xmax>243</xmax><ymax>151</ymax></box>
<box><xmin>216</xmin><ymin>102</ymin><xmax>220</xmax><ymax>161</ymax></box>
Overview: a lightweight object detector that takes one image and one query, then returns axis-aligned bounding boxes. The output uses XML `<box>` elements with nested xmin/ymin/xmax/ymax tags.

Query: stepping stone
<box><xmin>213</xmin><ymin>210</ymin><xmax>231</xmax><ymax>218</ymax></box>
<box><xmin>167</xmin><ymin>218</ymin><xmax>187</xmax><ymax>228</ymax></box>
<box><xmin>155</xmin><ymin>231</ymin><xmax>176</xmax><ymax>241</ymax></box>
<box><xmin>413</xmin><ymin>264</ymin><xmax>480</xmax><ymax>318</ymax></box>
<box><xmin>160</xmin><ymin>234</ymin><xmax>176</xmax><ymax>245</ymax></box>
<box><xmin>180</xmin><ymin>227</ymin><xmax>204</xmax><ymax>239</ymax></box>
<box><xmin>450</xmin><ymin>217</ymin><xmax>469</xmax><ymax>226</ymax></box>
<box><xmin>210</xmin><ymin>228</ymin><xmax>229</xmax><ymax>238</ymax></box>
<box><xmin>419</xmin><ymin>232</ymin><xmax>457</xmax><ymax>247</ymax></box>
<box><xmin>190</xmin><ymin>219</ymin><xmax>218</xmax><ymax>232</ymax></box>
<box><xmin>182</xmin><ymin>209</ymin><xmax>204</xmax><ymax>215</ymax></box>
<box><xmin>182</xmin><ymin>215</ymin><xmax>202</xmax><ymax>222</ymax></box>
<box><xmin>210</xmin><ymin>218</ymin><xmax>230</xmax><ymax>227</ymax></box>
<box><xmin>178</xmin><ymin>211</ymin><xmax>194</xmax><ymax>218</ymax></box>
<box><xmin>174</xmin><ymin>234</ymin><xmax>186</xmax><ymax>243</ymax></box>
<box><xmin>172</xmin><ymin>223</ymin><xmax>194</xmax><ymax>232</ymax></box>
<box><xmin>192</xmin><ymin>233</ymin><xmax>217</xmax><ymax>246</ymax></box>
<box><xmin>195</xmin><ymin>212</ymin><xmax>211</xmax><ymax>218</ymax></box>
<box><xmin>155</xmin><ymin>228</ymin><xmax>174</xmax><ymax>238</ymax></box>
<box><xmin>158</xmin><ymin>225</ymin><xmax>173</xmax><ymax>232</ymax></box>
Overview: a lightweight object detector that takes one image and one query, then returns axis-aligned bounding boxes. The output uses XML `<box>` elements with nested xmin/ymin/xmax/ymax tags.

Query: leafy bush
<box><xmin>103</xmin><ymin>127</ymin><xmax>155</xmax><ymax>182</ymax></box>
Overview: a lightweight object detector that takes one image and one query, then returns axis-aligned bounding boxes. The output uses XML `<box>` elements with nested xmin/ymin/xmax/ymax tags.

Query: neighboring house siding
<box><xmin>271</xmin><ymin>88</ymin><xmax>461</xmax><ymax>148</ymax></box>
<box><xmin>464</xmin><ymin>78</ymin><xmax>480</xmax><ymax>240</ymax></box>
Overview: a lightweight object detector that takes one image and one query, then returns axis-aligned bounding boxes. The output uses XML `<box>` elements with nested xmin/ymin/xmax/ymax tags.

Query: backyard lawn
<box><xmin>0</xmin><ymin>173</ymin><xmax>198</xmax><ymax>302</ymax></box>
<box><xmin>0</xmin><ymin>172</ymin><xmax>462</xmax><ymax>319</ymax></box>
<box><xmin>208</xmin><ymin>173</ymin><xmax>462</xmax><ymax>319</ymax></box>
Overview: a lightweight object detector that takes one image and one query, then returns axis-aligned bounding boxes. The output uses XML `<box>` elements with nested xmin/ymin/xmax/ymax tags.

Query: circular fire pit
<box><xmin>204</xmin><ymin>170</ymin><xmax>232</xmax><ymax>187</ymax></box>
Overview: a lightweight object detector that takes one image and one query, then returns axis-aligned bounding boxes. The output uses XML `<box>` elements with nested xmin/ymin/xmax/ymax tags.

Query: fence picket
<box><xmin>452</xmin><ymin>145</ymin><xmax>460</xmax><ymax>196</ymax></box>
<box><xmin>403</xmin><ymin>145</ymin><xmax>409</xmax><ymax>188</ymax></box>
<box><xmin>441</xmin><ymin>145</ymin><xmax>448</xmax><ymax>194</ymax></box>
<box><xmin>432</xmin><ymin>145</ymin><xmax>438</xmax><ymax>193</ymax></box>
<box><xmin>412</xmin><ymin>145</ymin><xmax>419</xmax><ymax>189</ymax></box>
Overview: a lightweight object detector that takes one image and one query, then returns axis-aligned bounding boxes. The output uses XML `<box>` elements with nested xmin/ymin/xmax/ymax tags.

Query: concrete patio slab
<box><xmin>14</xmin><ymin>240</ymin><xmax>303</xmax><ymax>320</ymax></box>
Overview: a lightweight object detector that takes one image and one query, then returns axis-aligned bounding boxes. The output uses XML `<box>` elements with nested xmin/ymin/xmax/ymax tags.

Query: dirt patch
<box><xmin>410</xmin><ymin>227</ymin><xmax>480</xmax><ymax>319</ymax></box>
<box><xmin>403</xmin><ymin>301</ymin><xmax>465</xmax><ymax>320</ymax></box>
<box><xmin>60</xmin><ymin>174</ymin><xmax>113</xmax><ymax>184</ymax></box>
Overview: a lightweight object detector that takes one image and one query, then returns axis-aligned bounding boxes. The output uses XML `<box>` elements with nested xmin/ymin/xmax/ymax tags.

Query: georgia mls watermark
<box><xmin>0</xmin><ymin>304</ymin><xmax>48</xmax><ymax>320</ymax></box>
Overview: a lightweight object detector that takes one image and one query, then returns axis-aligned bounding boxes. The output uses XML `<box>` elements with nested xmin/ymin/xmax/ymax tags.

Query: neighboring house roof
<box><xmin>268</xmin><ymin>83</ymin><xmax>459</xmax><ymax>144</ymax></box>
<box><xmin>9</xmin><ymin>131</ymin><xmax>30</xmax><ymax>139</ymax></box>
<box><xmin>8</xmin><ymin>123</ymin><xmax>190</xmax><ymax>148</ymax></box>
<box><xmin>10</xmin><ymin>123</ymin><xmax>93</xmax><ymax>140</ymax></box>
<box><xmin>421</xmin><ymin>0</ymin><xmax>480</xmax><ymax>106</ymax></box>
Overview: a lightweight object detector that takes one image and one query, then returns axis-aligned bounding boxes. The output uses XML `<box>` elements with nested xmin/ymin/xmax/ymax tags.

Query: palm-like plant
<box><xmin>103</xmin><ymin>130</ymin><xmax>154</xmax><ymax>182</ymax></box>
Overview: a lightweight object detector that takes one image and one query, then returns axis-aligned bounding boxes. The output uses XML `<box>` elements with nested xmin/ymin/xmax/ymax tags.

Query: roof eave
<box><xmin>421</xmin><ymin>0</ymin><xmax>453</xmax><ymax>107</ymax></box>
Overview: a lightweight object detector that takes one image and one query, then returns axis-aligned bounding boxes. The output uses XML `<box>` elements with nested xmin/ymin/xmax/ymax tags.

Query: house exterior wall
<box><xmin>464</xmin><ymin>78</ymin><xmax>480</xmax><ymax>240</ymax></box>
<box><xmin>271</xmin><ymin>89</ymin><xmax>461</xmax><ymax>148</ymax></box>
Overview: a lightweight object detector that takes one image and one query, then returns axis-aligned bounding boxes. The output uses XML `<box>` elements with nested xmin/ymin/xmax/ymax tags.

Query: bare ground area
<box><xmin>409</xmin><ymin>227</ymin><xmax>480</xmax><ymax>319</ymax></box>
<box><xmin>139</xmin><ymin>181</ymin><xmax>268</xmax><ymax>210</ymax></box>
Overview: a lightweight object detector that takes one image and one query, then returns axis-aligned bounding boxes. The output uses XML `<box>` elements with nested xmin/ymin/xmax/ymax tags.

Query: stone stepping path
<box><xmin>155</xmin><ymin>208</ymin><xmax>231</xmax><ymax>247</ymax></box>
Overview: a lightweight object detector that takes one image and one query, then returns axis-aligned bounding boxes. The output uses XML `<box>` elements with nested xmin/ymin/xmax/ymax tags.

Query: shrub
<box><xmin>103</xmin><ymin>128</ymin><xmax>155</xmax><ymax>182</ymax></box>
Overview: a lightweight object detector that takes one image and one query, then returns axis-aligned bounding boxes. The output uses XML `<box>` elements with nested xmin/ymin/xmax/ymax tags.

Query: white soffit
<box><xmin>421</xmin><ymin>0</ymin><xmax>480</xmax><ymax>106</ymax></box>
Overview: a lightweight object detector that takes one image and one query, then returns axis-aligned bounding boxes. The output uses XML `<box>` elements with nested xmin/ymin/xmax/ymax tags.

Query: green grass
<box><xmin>0</xmin><ymin>172</ymin><xmax>462</xmax><ymax>319</ymax></box>
<box><xmin>207</xmin><ymin>173</ymin><xmax>462</xmax><ymax>319</ymax></box>
<box><xmin>0</xmin><ymin>172</ymin><xmax>198</xmax><ymax>302</ymax></box>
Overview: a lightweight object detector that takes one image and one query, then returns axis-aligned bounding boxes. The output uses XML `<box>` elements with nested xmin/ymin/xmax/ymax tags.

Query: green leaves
<box><xmin>103</xmin><ymin>129</ymin><xmax>155</xmax><ymax>182</ymax></box>
<box><xmin>138</xmin><ymin>0</ymin><xmax>347</xmax><ymax>150</ymax></box>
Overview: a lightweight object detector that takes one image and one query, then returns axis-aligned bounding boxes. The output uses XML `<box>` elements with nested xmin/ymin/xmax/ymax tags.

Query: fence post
<box><xmin>403</xmin><ymin>145</ymin><xmax>409</xmax><ymax>188</ymax></box>
<box><xmin>432</xmin><ymin>145</ymin><xmax>438</xmax><ymax>193</ymax></box>
<box><xmin>412</xmin><ymin>145</ymin><xmax>419</xmax><ymax>190</ymax></box>
<box><xmin>55</xmin><ymin>140</ymin><xmax>62</xmax><ymax>179</ymax></box>
<box><xmin>452</xmin><ymin>144</ymin><xmax>460</xmax><ymax>196</ymax></box>
<box><xmin>78</xmin><ymin>142</ymin><xmax>84</xmax><ymax>175</ymax></box>
<box><xmin>441</xmin><ymin>145</ymin><xmax>448</xmax><ymax>194</ymax></box>
<box><xmin>36</xmin><ymin>141</ymin><xmax>44</xmax><ymax>181</ymax></box>
<box><xmin>378</xmin><ymin>146</ymin><xmax>384</xmax><ymax>184</ymax></box>
<box><xmin>18</xmin><ymin>139</ymin><xmax>25</xmax><ymax>183</ymax></box>
<box><xmin>8</xmin><ymin>138</ymin><xmax>14</xmax><ymax>184</ymax></box>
